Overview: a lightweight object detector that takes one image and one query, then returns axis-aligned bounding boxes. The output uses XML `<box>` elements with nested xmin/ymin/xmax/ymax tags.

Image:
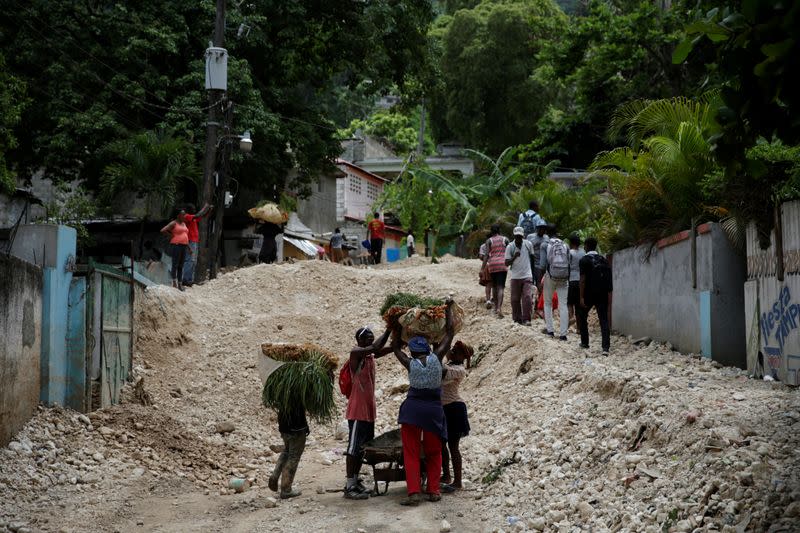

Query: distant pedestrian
<box><xmin>527</xmin><ymin>220</ymin><xmax>548</xmax><ymax>287</ymax></box>
<box><xmin>567</xmin><ymin>234</ymin><xmax>585</xmax><ymax>327</ymax></box>
<box><xmin>505</xmin><ymin>226</ymin><xmax>535</xmax><ymax>325</ymax></box>
<box><xmin>406</xmin><ymin>232</ymin><xmax>416</xmax><ymax>257</ymax></box>
<box><xmin>517</xmin><ymin>200</ymin><xmax>543</xmax><ymax>238</ymax></box>
<box><xmin>257</xmin><ymin>221</ymin><xmax>283</xmax><ymax>264</ymax></box>
<box><xmin>541</xmin><ymin>226</ymin><xmax>570</xmax><ymax>340</ymax></box>
<box><xmin>160</xmin><ymin>208</ymin><xmax>190</xmax><ymax>291</ymax></box>
<box><xmin>330</xmin><ymin>228</ymin><xmax>345</xmax><ymax>263</ymax></box>
<box><xmin>478</xmin><ymin>242</ymin><xmax>492</xmax><ymax>308</ymax></box>
<box><xmin>367</xmin><ymin>213</ymin><xmax>385</xmax><ymax>264</ymax></box>
<box><xmin>181</xmin><ymin>203</ymin><xmax>212</xmax><ymax>286</ymax></box>
<box><xmin>481</xmin><ymin>225</ymin><xmax>508</xmax><ymax>319</ymax></box>
<box><xmin>578</xmin><ymin>237</ymin><xmax>613</xmax><ymax>355</ymax></box>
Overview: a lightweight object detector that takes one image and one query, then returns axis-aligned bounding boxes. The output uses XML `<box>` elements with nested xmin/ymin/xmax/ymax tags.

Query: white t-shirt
<box><xmin>504</xmin><ymin>239</ymin><xmax>534</xmax><ymax>280</ymax></box>
<box><xmin>569</xmin><ymin>249</ymin><xmax>585</xmax><ymax>282</ymax></box>
<box><xmin>406</xmin><ymin>235</ymin><xmax>415</xmax><ymax>247</ymax></box>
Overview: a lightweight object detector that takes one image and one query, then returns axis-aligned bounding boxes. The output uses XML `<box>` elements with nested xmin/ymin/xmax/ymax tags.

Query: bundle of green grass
<box><xmin>260</xmin><ymin>343</ymin><xmax>338</xmax><ymax>423</ymax></box>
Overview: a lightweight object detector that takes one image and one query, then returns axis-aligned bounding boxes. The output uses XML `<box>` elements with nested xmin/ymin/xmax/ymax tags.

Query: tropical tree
<box><xmin>0</xmin><ymin>52</ymin><xmax>27</xmax><ymax>194</ymax></box>
<box><xmin>589</xmin><ymin>95</ymin><xmax>720</xmax><ymax>249</ymax></box>
<box><xmin>100</xmin><ymin>128</ymin><xmax>200</xmax><ymax>219</ymax></box>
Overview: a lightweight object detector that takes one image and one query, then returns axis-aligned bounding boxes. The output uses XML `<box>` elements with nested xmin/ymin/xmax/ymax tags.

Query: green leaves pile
<box><xmin>379</xmin><ymin>292</ymin><xmax>444</xmax><ymax>316</ymax></box>
<box><xmin>261</xmin><ymin>352</ymin><xmax>336</xmax><ymax>423</ymax></box>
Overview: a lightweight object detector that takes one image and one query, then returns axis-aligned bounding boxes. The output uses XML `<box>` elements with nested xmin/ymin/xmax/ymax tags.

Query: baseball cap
<box><xmin>513</xmin><ymin>226</ymin><xmax>524</xmax><ymax>236</ymax></box>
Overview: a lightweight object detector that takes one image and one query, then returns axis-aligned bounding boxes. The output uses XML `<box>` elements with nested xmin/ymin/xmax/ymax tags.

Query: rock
<box><xmin>134</xmin><ymin>422</ymin><xmax>144</xmax><ymax>430</ymax></box>
<box><xmin>98</xmin><ymin>426</ymin><xmax>115</xmax><ymax>437</ymax></box>
<box><xmin>264</xmin><ymin>497</ymin><xmax>278</xmax><ymax>508</ymax></box>
<box><xmin>215</xmin><ymin>422</ymin><xmax>235</xmax><ymax>434</ymax></box>
<box><xmin>356</xmin><ymin>529</ymin><xmax>366</xmax><ymax>533</ymax></box>
<box><xmin>8</xmin><ymin>522</ymin><xmax>26</xmax><ymax>532</ymax></box>
<box><xmin>76</xmin><ymin>414</ymin><xmax>91</xmax><ymax>426</ymax></box>
<box><xmin>577</xmin><ymin>501</ymin><xmax>594</xmax><ymax>519</ymax></box>
<box><xmin>316</xmin><ymin>486</ymin><xmax>326</xmax><ymax>494</ymax></box>
<box><xmin>92</xmin><ymin>452</ymin><xmax>105</xmax><ymax>462</ymax></box>
<box><xmin>736</xmin><ymin>471</ymin><xmax>754</xmax><ymax>486</ymax></box>
<box><xmin>334</xmin><ymin>419</ymin><xmax>349</xmax><ymax>440</ymax></box>
<box><xmin>675</xmin><ymin>519</ymin><xmax>692</xmax><ymax>532</ymax></box>
<box><xmin>732</xmin><ymin>393</ymin><xmax>746</xmax><ymax>401</ymax></box>
<box><xmin>169</xmin><ymin>387</ymin><xmax>183</xmax><ymax>398</ymax></box>
<box><xmin>784</xmin><ymin>501</ymin><xmax>800</xmax><ymax>517</ymax></box>
<box><xmin>440</xmin><ymin>519</ymin><xmax>451</xmax><ymax>532</ymax></box>
<box><xmin>686</xmin><ymin>410</ymin><xmax>700</xmax><ymax>424</ymax></box>
<box><xmin>529</xmin><ymin>517</ymin><xmax>545</xmax><ymax>531</ymax></box>
<box><xmin>546</xmin><ymin>510</ymin><xmax>566</xmax><ymax>523</ymax></box>
<box><xmin>132</xmin><ymin>467</ymin><xmax>146</xmax><ymax>477</ymax></box>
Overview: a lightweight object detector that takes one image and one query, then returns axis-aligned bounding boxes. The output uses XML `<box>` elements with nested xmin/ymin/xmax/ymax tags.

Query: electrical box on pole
<box><xmin>204</xmin><ymin>47</ymin><xmax>228</xmax><ymax>91</ymax></box>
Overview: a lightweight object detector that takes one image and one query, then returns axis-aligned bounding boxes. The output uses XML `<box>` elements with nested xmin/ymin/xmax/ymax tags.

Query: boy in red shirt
<box><xmin>367</xmin><ymin>212</ymin><xmax>385</xmax><ymax>264</ymax></box>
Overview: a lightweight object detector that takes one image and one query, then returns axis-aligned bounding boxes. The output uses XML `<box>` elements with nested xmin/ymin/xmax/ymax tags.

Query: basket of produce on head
<box><xmin>380</xmin><ymin>292</ymin><xmax>464</xmax><ymax>343</ymax></box>
<box><xmin>248</xmin><ymin>202</ymin><xmax>289</xmax><ymax>224</ymax></box>
<box><xmin>259</xmin><ymin>343</ymin><xmax>338</xmax><ymax>423</ymax></box>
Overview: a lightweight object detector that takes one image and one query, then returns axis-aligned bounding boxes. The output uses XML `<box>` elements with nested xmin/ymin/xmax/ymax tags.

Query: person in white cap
<box><xmin>505</xmin><ymin>226</ymin><xmax>535</xmax><ymax>325</ymax></box>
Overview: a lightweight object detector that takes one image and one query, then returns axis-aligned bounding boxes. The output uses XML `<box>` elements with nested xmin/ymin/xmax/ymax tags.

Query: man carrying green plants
<box><xmin>268</xmin><ymin>403</ymin><xmax>308</xmax><ymax>499</ymax></box>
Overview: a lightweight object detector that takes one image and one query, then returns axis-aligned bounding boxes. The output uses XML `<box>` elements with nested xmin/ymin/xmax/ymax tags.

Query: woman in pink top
<box><xmin>160</xmin><ymin>209</ymin><xmax>190</xmax><ymax>291</ymax></box>
<box><xmin>481</xmin><ymin>224</ymin><xmax>509</xmax><ymax>318</ymax></box>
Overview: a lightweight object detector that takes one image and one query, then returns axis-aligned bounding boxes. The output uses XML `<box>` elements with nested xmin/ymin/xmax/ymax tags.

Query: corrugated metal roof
<box><xmin>283</xmin><ymin>236</ymin><xmax>318</xmax><ymax>257</ymax></box>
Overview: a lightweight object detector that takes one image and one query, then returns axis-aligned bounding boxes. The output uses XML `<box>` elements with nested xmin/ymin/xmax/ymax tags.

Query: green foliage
<box><xmin>379</xmin><ymin>161</ymin><xmax>466</xmax><ymax>260</ymax></box>
<box><xmin>526</xmin><ymin>0</ymin><xmax>709</xmax><ymax>167</ymax></box>
<box><xmin>0</xmin><ymin>1</ymin><xmax>433</xmax><ymax>203</ymax></box>
<box><xmin>0</xmin><ymin>52</ymin><xmax>28</xmax><ymax>194</ymax></box>
<box><xmin>429</xmin><ymin>0</ymin><xmax>566</xmax><ymax>154</ymax></box>
<box><xmin>590</xmin><ymin>95</ymin><xmax>720</xmax><ymax>249</ymax></box>
<box><xmin>340</xmin><ymin>108</ymin><xmax>434</xmax><ymax>155</ymax></box>
<box><xmin>39</xmin><ymin>185</ymin><xmax>97</xmax><ymax>251</ymax></box>
<box><xmin>101</xmin><ymin>129</ymin><xmax>199</xmax><ymax>218</ymax></box>
<box><xmin>379</xmin><ymin>292</ymin><xmax>444</xmax><ymax>316</ymax></box>
<box><xmin>261</xmin><ymin>353</ymin><xmax>336</xmax><ymax>423</ymax></box>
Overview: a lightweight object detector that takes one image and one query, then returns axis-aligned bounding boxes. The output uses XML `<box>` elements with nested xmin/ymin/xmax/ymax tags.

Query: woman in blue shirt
<box><xmin>391</xmin><ymin>300</ymin><xmax>455</xmax><ymax>506</ymax></box>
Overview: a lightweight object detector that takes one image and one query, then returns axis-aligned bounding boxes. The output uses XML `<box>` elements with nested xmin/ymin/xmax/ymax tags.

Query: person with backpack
<box><xmin>505</xmin><ymin>226</ymin><xmax>535</xmax><ymax>325</ymax></box>
<box><xmin>567</xmin><ymin>234</ymin><xmax>585</xmax><ymax>327</ymax></box>
<box><xmin>517</xmin><ymin>200</ymin><xmax>542</xmax><ymax>238</ymax></box>
<box><xmin>578</xmin><ymin>237</ymin><xmax>613</xmax><ymax>355</ymax></box>
<box><xmin>541</xmin><ymin>227</ymin><xmax>570</xmax><ymax>340</ymax></box>
<box><xmin>342</xmin><ymin>326</ymin><xmax>392</xmax><ymax>499</ymax></box>
<box><xmin>481</xmin><ymin>224</ymin><xmax>509</xmax><ymax>318</ymax></box>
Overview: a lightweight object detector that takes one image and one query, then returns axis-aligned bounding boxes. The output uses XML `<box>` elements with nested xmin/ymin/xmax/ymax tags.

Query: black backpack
<box><xmin>587</xmin><ymin>255</ymin><xmax>612</xmax><ymax>297</ymax></box>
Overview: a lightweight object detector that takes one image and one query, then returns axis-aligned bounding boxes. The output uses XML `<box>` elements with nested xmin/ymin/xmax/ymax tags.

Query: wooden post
<box><xmin>775</xmin><ymin>203</ymin><xmax>784</xmax><ymax>282</ymax></box>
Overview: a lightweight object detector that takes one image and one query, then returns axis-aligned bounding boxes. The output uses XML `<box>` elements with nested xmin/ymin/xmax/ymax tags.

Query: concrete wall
<box><xmin>0</xmin><ymin>255</ymin><xmax>43</xmax><ymax>446</ymax></box>
<box><xmin>612</xmin><ymin>223</ymin><xmax>746</xmax><ymax>367</ymax></box>
<box><xmin>10</xmin><ymin>224</ymin><xmax>78</xmax><ymax>405</ymax></box>
<box><xmin>297</xmin><ymin>173</ymin><xmax>339</xmax><ymax>236</ymax></box>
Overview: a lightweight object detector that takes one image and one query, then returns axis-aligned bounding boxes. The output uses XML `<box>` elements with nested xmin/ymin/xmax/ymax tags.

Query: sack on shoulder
<box><xmin>479</xmin><ymin>264</ymin><xmax>491</xmax><ymax>286</ymax></box>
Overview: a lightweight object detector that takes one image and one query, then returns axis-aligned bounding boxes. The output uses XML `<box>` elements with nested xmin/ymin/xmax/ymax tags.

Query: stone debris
<box><xmin>0</xmin><ymin>258</ymin><xmax>798</xmax><ymax>532</ymax></box>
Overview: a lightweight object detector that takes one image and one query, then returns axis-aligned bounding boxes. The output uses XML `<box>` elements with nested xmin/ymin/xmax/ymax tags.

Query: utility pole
<box><xmin>417</xmin><ymin>98</ymin><xmax>426</xmax><ymax>156</ymax></box>
<box><xmin>196</xmin><ymin>0</ymin><xmax>226</xmax><ymax>283</ymax></box>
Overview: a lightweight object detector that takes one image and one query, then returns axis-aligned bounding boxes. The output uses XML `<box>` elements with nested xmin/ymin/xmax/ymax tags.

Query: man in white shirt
<box><xmin>504</xmin><ymin>226</ymin><xmax>535</xmax><ymax>325</ymax></box>
<box><xmin>567</xmin><ymin>234</ymin><xmax>585</xmax><ymax>327</ymax></box>
<box><xmin>406</xmin><ymin>232</ymin><xmax>415</xmax><ymax>257</ymax></box>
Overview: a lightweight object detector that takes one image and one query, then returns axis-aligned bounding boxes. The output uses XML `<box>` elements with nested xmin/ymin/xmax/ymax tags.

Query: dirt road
<box><xmin>2</xmin><ymin>258</ymin><xmax>799</xmax><ymax>532</ymax></box>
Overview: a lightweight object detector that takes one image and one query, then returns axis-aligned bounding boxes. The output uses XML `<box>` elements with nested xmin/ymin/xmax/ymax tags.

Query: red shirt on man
<box><xmin>368</xmin><ymin>218</ymin><xmax>385</xmax><ymax>240</ymax></box>
<box><xmin>184</xmin><ymin>214</ymin><xmax>203</xmax><ymax>243</ymax></box>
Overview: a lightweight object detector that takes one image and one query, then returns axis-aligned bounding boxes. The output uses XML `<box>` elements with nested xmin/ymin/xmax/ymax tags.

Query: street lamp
<box><xmin>239</xmin><ymin>130</ymin><xmax>253</xmax><ymax>152</ymax></box>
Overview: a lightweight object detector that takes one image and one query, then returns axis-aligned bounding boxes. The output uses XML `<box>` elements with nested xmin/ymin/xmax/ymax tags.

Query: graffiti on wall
<box><xmin>760</xmin><ymin>285</ymin><xmax>800</xmax><ymax>382</ymax></box>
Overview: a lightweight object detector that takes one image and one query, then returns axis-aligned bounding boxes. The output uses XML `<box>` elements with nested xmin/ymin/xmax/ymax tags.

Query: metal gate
<box><xmin>87</xmin><ymin>262</ymin><xmax>134</xmax><ymax>409</ymax></box>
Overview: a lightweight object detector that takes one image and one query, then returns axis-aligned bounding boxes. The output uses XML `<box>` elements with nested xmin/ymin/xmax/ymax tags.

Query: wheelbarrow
<box><xmin>362</xmin><ymin>428</ymin><xmax>430</xmax><ymax>495</ymax></box>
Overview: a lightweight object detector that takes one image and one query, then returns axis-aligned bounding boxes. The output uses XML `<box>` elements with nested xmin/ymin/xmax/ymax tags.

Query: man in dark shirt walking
<box><xmin>578</xmin><ymin>237</ymin><xmax>613</xmax><ymax>355</ymax></box>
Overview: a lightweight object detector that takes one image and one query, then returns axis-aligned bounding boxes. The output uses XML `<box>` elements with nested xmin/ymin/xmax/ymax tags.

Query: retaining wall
<box><xmin>611</xmin><ymin>222</ymin><xmax>746</xmax><ymax>367</ymax></box>
<box><xmin>0</xmin><ymin>255</ymin><xmax>43</xmax><ymax>446</ymax></box>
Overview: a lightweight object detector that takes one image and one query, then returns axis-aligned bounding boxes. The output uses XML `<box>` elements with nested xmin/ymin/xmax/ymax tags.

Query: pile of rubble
<box><xmin>1</xmin><ymin>258</ymin><xmax>799</xmax><ymax>532</ymax></box>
